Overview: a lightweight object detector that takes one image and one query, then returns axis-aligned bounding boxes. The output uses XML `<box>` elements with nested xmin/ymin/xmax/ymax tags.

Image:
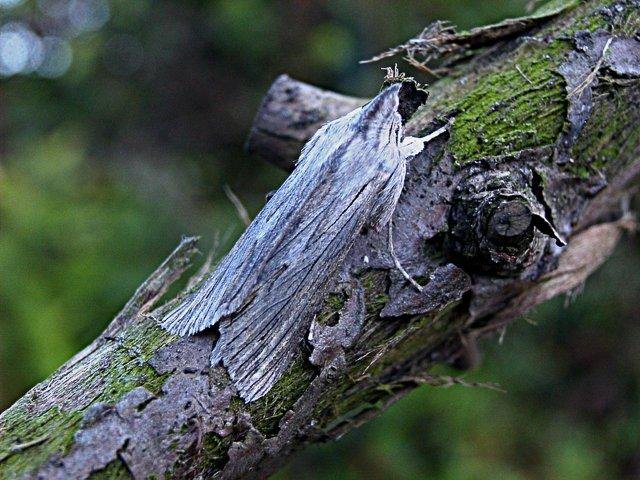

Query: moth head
<box><xmin>357</xmin><ymin>81</ymin><xmax>429</xmax><ymax>145</ymax></box>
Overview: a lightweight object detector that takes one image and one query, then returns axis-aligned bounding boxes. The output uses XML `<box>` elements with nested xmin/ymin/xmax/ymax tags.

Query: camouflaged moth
<box><xmin>161</xmin><ymin>81</ymin><xmax>449</xmax><ymax>401</ymax></box>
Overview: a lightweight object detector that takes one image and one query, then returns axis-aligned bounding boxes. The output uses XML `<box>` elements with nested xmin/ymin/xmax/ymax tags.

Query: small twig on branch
<box><xmin>569</xmin><ymin>37</ymin><xmax>613</xmax><ymax>98</ymax></box>
<box><xmin>516</xmin><ymin>64</ymin><xmax>533</xmax><ymax>84</ymax></box>
<box><xmin>223</xmin><ymin>185</ymin><xmax>252</xmax><ymax>227</ymax></box>
<box><xmin>0</xmin><ymin>436</ymin><xmax>49</xmax><ymax>464</ymax></box>
<box><xmin>388</xmin><ymin>220</ymin><xmax>423</xmax><ymax>292</ymax></box>
<box><xmin>398</xmin><ymin>373</ymin><xmax>506</xmax><ymax>393</ymax></box>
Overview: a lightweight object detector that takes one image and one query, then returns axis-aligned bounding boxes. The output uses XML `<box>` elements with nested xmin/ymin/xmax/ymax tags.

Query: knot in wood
<box><xmin>487</xmin><ymin>200</ymin><xmax>532</xmax><ymax>242</ymax></box>
<box><xmin>445</xmin><ymin>168</ymin><xmax>553</xmax><ymax>277</ymax></box>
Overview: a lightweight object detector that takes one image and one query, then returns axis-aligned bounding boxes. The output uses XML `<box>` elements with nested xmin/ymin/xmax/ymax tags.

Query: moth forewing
<box><xmin>160</xmin><ymin>81</ymin><xmax>430</xmax><ymax>401</ymax></box>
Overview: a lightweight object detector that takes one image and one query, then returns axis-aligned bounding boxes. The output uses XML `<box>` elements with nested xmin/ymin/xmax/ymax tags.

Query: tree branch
<box><xmin>245</xmin><ymin>74</ymin><xmax>367</xmax><ymax>172</ymax></box>
<box><xmin>1</xmin><ymin>1</ymin><xmax>639</xmax><ymax>478</ymax></box>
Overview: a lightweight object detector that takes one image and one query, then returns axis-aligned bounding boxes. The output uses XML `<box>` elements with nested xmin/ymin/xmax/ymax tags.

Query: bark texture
<box><xmin>1</xmin><ymin>1</ymin><xmax>639</xmax><ymax>478</ymax></box>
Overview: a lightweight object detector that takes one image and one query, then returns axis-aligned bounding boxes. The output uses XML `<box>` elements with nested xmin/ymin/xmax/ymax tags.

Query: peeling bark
<box><xmin>1</xmin><ymin>1</ymin><xmax>639</xmax><ymax>479</ymax></box>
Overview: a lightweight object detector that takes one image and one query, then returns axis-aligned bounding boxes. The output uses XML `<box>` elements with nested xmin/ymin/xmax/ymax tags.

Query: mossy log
<box><xmin>1</xmin><ymin>1</ymin><xmax>640</xmax><ymax>478</ymax></box>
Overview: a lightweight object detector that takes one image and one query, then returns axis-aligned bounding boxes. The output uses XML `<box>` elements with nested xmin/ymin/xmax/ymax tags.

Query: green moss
<box><xmin>96</xmin><ymin>346</ymin><xmax>170</xmax><ymax>405</ymax></box>
<box><xmin>571</xmin><ymin>0</ymin><xmax>637</xmax><ymax>34</ymax></box>
<box><xmin>118</xmin><ymin>320</ymin><xmax>176</xmax><ymax>362</ymax></box>
<box><xmin>321</xmin><ymin>390</ymin><xmax>387</xmax><ymax>433</ymax></box>
<box><xmin>310</xmin><ymin>360</ymin><xmax>391</xmax><ymax>432</ymax></box>
<box><xmin>202</xmin><ymin>433</ymin><xmax>231</xmax><ymax>466</ymax></box>
<box><xmin>326</xmin><ymin>293</ymin><xmax>346</xmax><ymax>311</ymax></box>
<box><xmin>361</xmin><ymin>270</ymin><xmax>389</xmax><ymax>316</ymax></box>
<box><xmin>573</xmin><ymin>8</ymin><xmax>609</xmax><ymax>32</ymax></box>
<box><xmin>88</xmin><ymin>459</ymin><xmax>132</xmax><ymax>479</ymax></box>
<box><xmin>0</xmin><ymin>321</ymin><xmax>172</xmax><ymax>479</ymax></box>
<box><xmin>314</xmin><ymin>292</ymin><xmax>345</xmax><ymax>326</ymax></box>
<box><xmin>0</xmin><ymin>405</ymin><xmax>84</xmax><ymax>478</ymax></box>
<box><xmin>616</xmin><ymin>9</ymin><xmax>640</xmax><ymax>36</ymax></box>
<box><xmin>446</xmin><ymin>43</ymin><xmax>567</xmax><ymax>164</ymax></box>
<box><xmin>370</xmin><ymin>293</ymin><xmax>390</xmax><ymax>312</ymax></box>
<box><xmin>186</xmin><ymin>432</ymin><xmax>233</xmax><ymax>476</ymax></box>
<box><xmin>312</xmin><ymin>300</ymin><xmax>469</xmax><ymax>434</ymax></box>
<box><xmin>417</xmin><ymin>0</ymin><xmax>640</xmax><ymax>167</ymax></box>
<box><xmin>0</xmin><ymin>348</ymin><xmax>169</xmax><ymax>479</ymax></box>
<box><xmin>238</xmin><ymin>283</ymin><xmax>381</xmax><ymax>437</ymax></box>
<box><xmin>571</xmin><ymin>82</ymin><xmax>640</xmax><ymax>176</ymax></box>
<box><xmin>248</xmin><ymin>356</ymin><xmax>316</xmax><ymax>435</ymax></box>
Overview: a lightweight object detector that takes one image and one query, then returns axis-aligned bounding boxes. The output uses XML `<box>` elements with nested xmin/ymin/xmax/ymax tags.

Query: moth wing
<box><xmin>369</xmin><ymin>155</ymin><xmax>406</xmax><ymax>230</ymax></box>
<box><xmin>161</xmin><ymin>82</ymin><xmax>413</xmax><ymax>401</ymax></box>
<box><xmin>212</xmin><ymin>148</ymin><xmax>408</xmax><ymax>402</ymax></box>
<box><xmin>211</xmin><ymin>177</ymin><xmax>382</xmax><ymax>401</ymax></box>
<box><xmin>160</xmin><ymin>124</ymin><xmax>342</xmax><ymax>337</ymax></box>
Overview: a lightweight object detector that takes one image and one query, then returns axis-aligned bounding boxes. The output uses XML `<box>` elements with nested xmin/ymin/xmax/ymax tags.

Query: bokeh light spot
<box><xmin>37</xmin><ymin>0</ymin><xmax>70</xmax><ymax>19</ymax></box>
<box><xmin>37</xmin><ymin>36</ymin><xmax>73</xmax><ymax>78</ymax></box>
<box><xmin>0</xmin><ymin>0</ymin><xmax>24</xmax><ymax>8</ymax></box>
<box><xmin>0</xmin><ymin>23</ymin><xmax>44</xmax><ymax>76</ymax></box>
<box><xmin>68</xmin><ymin>0</ymin><xmax>110</xmax><ymax>33</ymax></box>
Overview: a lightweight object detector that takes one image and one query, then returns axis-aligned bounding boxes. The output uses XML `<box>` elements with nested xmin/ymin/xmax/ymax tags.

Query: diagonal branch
<box><xmin>1</xmin><ymin>2</ymin><xmax>639</xmax><ymax>479</ymax></box>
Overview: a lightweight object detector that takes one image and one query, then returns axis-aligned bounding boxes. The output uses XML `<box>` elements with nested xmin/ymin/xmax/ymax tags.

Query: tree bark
<box><xmin>1</xmin><ymin>1</ymin><xmax>639</xmax><ymax>478</ymax></box>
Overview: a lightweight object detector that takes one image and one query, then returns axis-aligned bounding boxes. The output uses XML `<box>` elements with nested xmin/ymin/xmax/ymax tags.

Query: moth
<box><xmin>160</xmin><ymin>81</ymin><xmax>449</xmax><ymax>402</ymax></box>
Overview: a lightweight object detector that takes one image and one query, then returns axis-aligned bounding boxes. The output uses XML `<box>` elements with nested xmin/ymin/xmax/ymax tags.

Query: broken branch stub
<box><xmin>444</xmin><ymin>164</ymin><xmax>563</xmax><ymax>276</ymax></box>
<box><xmin>245</xmin><ymin>74</ymin><xmax>367</xmax><ymax>171</ymax></box>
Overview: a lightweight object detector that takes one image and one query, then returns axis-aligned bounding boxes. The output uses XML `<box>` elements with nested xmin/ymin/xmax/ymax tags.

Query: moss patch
<box><xmin>571</xmin><ymin>0</ymin><xmax>637</xmax><ymax>34</ymax></box>
<box><xmin>446</xmin><ymin>43</ymin><xmax>567</xmax><ymax>164</ymax></box>
<box><xmin>361</xmin><ymin>270</ymin><xmax>390</xmax><ymax>316</ymax></box>
<box><xmin>0</xmin><ymin>321</ymin><xmax>173</xmax><ymax>479</ymax></box>
<box><xmin>95</xmin><ymin>347</ymin><xmax>170</xmax><ymax>405</ymax></box>
<box><xmin>248</xmin><ymin>356</ymin><xmax>316</xmax><ymax>435</ymax></box>
<box><xmin>0</xmin><ymin>405</ymin><xmax>84</xmax><ymax>478</ymax></box>
<box><xmin>118</xmin><ymin>320</ymin><xmax>176</xmax><ymax>362</ymax></box>
<box><xmin>314</xmin><ymin>292</ymin><xmax>346</xmax><ymax>326</ymax></box>
<box><xmin>87</xmin><ymin>459</ymin><xmax>132</xmax><ymax>479</ymax></box>
<box><xmin>415</xmin><ymin>0</ymin><xmax>639</xmax><ymax>167</ymax></box>
<box><xmin>185</xmin><ymin>432</ymin><xmax>234</xmax><ymax>477</ymax></box>
<box><xmin>571</xmin><ymin>81</ymin><xmax>640</xmax><ymax>176</ymax></box>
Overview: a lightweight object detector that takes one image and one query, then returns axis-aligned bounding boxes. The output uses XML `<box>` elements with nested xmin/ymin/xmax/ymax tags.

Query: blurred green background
<box><xmin>0</xmin><ymin>0</ymin><xmax>638</xmax><ymax>478</ymax></box>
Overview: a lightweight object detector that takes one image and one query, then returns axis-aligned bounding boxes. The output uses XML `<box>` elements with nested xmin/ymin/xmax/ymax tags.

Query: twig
<box><xmin>422</xmin><ymin>120</ymin><xmax>454</xmax><ymax>143</ymax></box>
<box><xmin>398</xmin><ymin>373</ymin><xmax>506</xmax><ymax>393</ymax></box>
<box><xmin>68</xmin><ymin>236</ymin><xmax>200</xmax><ymax>366</ymax></box>
<box><xmin>516</xmin><ymin>64</ymin><xmax>533</xmax><ymax>85</ymax></box>
<box><xmin>569</xmin><ymin>37</ymin><xmax>613</xmax><ymax>98</ymax></box>
<box><xmin>223</xmin><ymin>185</ymin><xmax>251</xmax><ymax>227</ymax></box>
<box><xmin>0</xmin><ymin>436</ymin><xmax>49</xmax><ymax>464</ymax></box>
<box><xmin>360</xmin><ymin>21</ymin><xmax>457</xmax><ymax>65</ymax></box>
<box><xmin>498</xmin><ymin>326</ymin><xmax>507</xmax><ymax>345</ymax></box>
<box><xmin>186</xmin><ymin>249</ymin><xmax>215</xmax><ymax>290</ymax></box>
<box><xmin>388</xmin><ymin>221</ymin><xmax>423</xmax><ymax>292</ymax></box>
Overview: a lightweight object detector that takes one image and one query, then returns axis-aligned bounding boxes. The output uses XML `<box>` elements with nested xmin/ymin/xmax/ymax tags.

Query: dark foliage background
<box><xmin>0</xmin><ymin>1</ymin><xmax>638</xmax><ymax>478</ymax></box>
